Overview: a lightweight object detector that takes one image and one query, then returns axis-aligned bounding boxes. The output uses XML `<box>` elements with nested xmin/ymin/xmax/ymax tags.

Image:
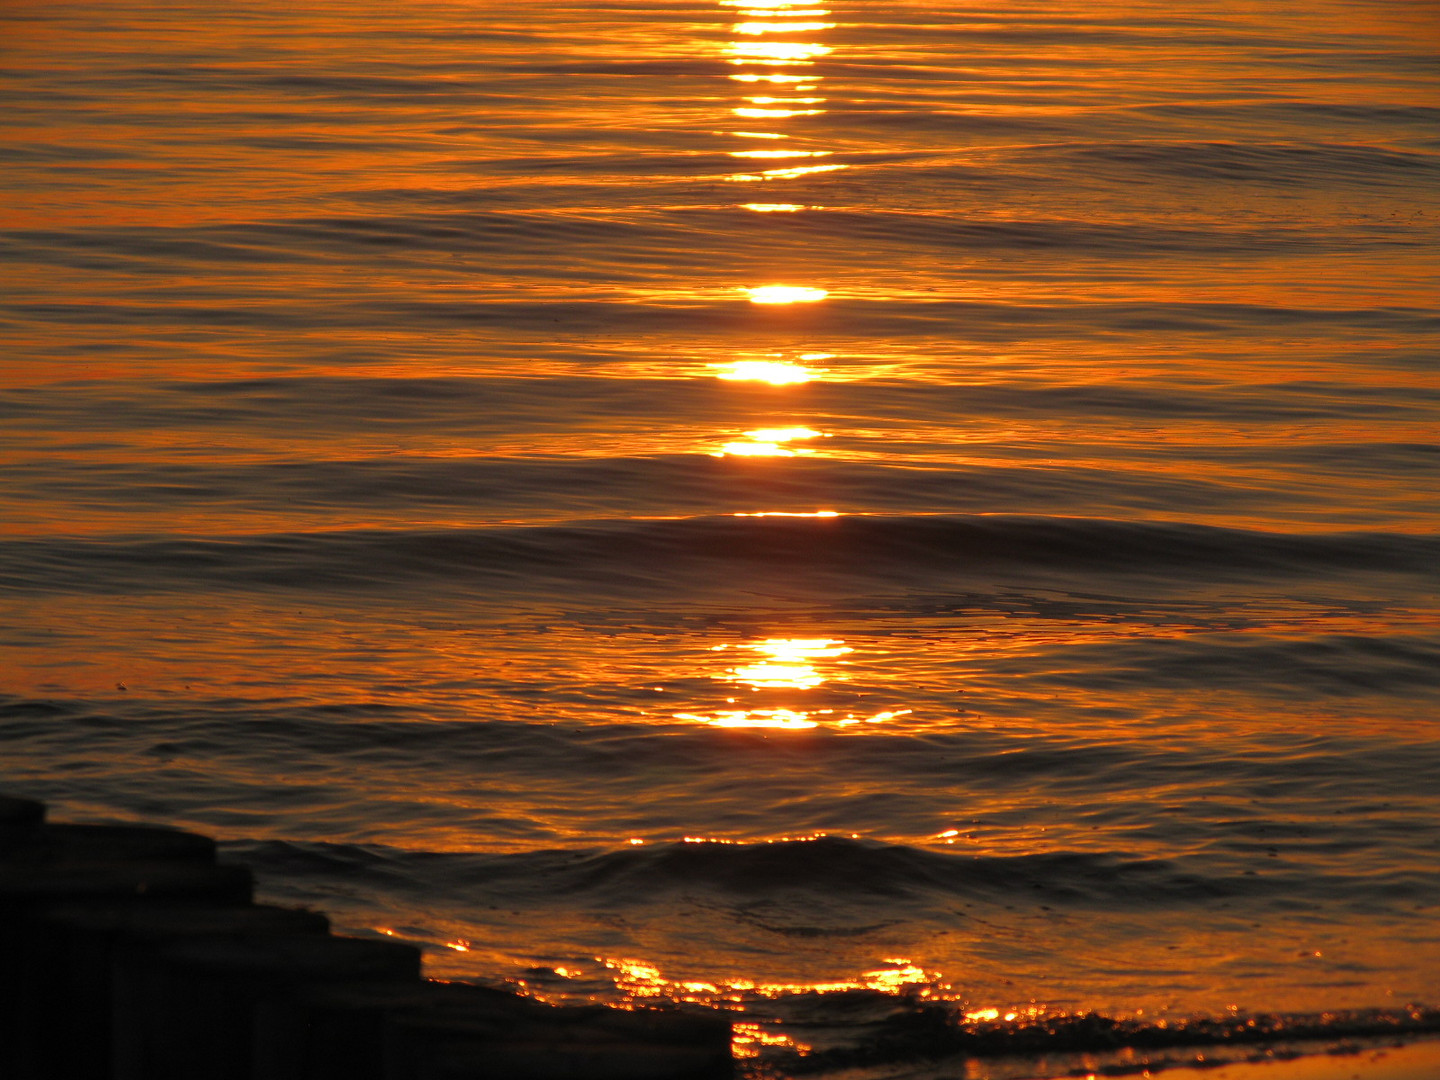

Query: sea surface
<box><xmin>2</xmin><ymin>0</ymin><xmax>1438</xmax><ymax>1074</ymax></box>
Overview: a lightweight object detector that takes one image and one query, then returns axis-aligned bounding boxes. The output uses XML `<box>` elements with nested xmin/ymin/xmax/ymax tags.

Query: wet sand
<box><xmin>1067</xmin><ymin>1037</ymin><xmax>1440</xmax><ymax>1080</ymax></box>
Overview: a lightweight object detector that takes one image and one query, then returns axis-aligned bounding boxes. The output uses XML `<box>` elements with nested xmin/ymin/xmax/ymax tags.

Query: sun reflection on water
<box><xmin>744</xmin><ymin>285</ymin><xmax>828</xmax><ymax>304</ymax></box>
<box><xmin>724</xmin><ymin>637</ymin><xmax>852</xmax><ymax>689</ymax></box>
<box><xmin>731</xmin><ymin>510</ymin><xmax>838</xmax><ymax>517</ymax></box>
<box><xmin>711</xmin><ymin>425</ymin><xmax>825</xmax><ymax>457</ymax></box>
<box><xmin>733</xmin><ymin>21</ymin><xmax>835</xmax><ymax>35</ymax></box>
<box><xmin>720</xmin><ymin>0</ymin><xmax>835</xmax><ymax>179</ymax></box>
<box><xmin>729</xmin><ymin>72</ymin><xmax>815</xmax><ymax>84</ymax></box>
<box><xmin>669</xmin><ymin>634</ymin><xmax>913</xmax><ymax>729</ymax></box>
<box><xmin>709</xmin><ymin>358</ymin><xmax>817</xmax><ymax>382</ymax></box>
<box><xmin>727</xmin><ymin>41</ymin><xmax>832</xmax><ymax>63</ymax></box>
<box><xmin>719</xmin><ymin>0</ymin><xmax>825</xmax><ymax>7</ymax></box>
<box><xmin>727</xmin><ymin>148</ymin><xmax>830</xmax><ymax>159</ymax></box>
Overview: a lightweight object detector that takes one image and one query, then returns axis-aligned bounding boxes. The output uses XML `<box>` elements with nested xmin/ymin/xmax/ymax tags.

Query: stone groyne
<box><xmin>0</xmin><ymin>795</ymin><xmax>734</xmax><ymax>1080</ymax></box>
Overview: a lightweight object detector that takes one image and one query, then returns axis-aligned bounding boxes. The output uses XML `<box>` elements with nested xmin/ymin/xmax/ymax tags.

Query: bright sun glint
<box><xmin>745</xmin><ymin>285</ymin><xmax>828</xmax><ymax>304</ymax></box>
<box><xmin>710</xmin><ymin>360</ymin><xmax>814</xmax><ymax>384</ymax></box>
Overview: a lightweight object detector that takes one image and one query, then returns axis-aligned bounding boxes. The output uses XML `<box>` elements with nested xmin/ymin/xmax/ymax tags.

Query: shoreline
<box><xmin>5</xmin><ymin>793</ymin><xmax>1437</xmax><ymax>1080</ymax></box>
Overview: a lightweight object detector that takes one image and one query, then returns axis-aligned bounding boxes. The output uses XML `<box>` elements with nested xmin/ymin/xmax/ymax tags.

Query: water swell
<box><xmin>224</xmin><ymin>833</ymin><xmax>1440</xmax><ymax>915</ymax></box>
<box><xmin>1</xmin><ymin>515</ymin><xmax>1435</xmax><ymax>595</ymax></box>
<box><xmin>1030</xmin><ymin>140</ymin><xmax>1440</xmax><ymax>186</ymax></box>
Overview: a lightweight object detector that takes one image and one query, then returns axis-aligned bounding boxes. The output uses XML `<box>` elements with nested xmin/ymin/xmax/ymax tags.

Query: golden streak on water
<box><xmin>674</xmin><ymin>706</ymin><xmax>910</xmax><ymax>729</ymax></box>
<box><xmin>743</xmin><ymin>426</ymin><xmax>822</xmax><ymax>441</ymax></box>
<box><xmin>726</xmin><ymin>130</ymin><xmax>787</xmax><ymax>138</ymax></box>
<box><xmin>732</xmin><ymin>510</ymin><xmax>839</xmax><ymax>517</ymax></box>
<box><xmin>712</xmin><ymin>440</ymin><xmax>802</xmax><ymax>456</ymax></box>
<box><xmin>710</xmin><ymin>424</ymin><xmax>824</xmax><ymax>457</ymax></box>
<box><xmin>744</xmin><ymin>285</ymin><xmax>827</xmax><ymax>303</ymax></box>
<box><xmin>731</xmin><ymin>107</ymin><xmax>824</xmax><ymax>118</ymax></box>
<box><xmin>728</xmin><ymin>149</ymin><xmax>829</xmax><ymax>158</ymax></box>
<box><xmin>726</xmin><ymin>42</ymin><xmax>832</xmax><ymax>61</ymax></box>
<box><xmin>730</xmin><ymin>1021</ymin><xmax>802</xmax><ymax>1060</ymax></box>
<box><xmin>676</xmin><ymin>708</ymin><xmax>819</xmax><ymax>729</ymax></box>
<box><xmin>709</xmin><ymin>359</ymin><xmax>816</xmax><ymax>382</ymax></box>
<box><xmin>718</xmin><ymin>0</ymin><xmax>822</xmax><ymax>8</ymax></box>
<box><xmin>605</xmin><ymin>955</ymin><xmax>944</xmax><ymax>1007</ymax></box>
<box><xmin>728</xmin><ymin>73</ymin><xmax>813</xmax><ymax>83</ymax></box>
<box><xmin>733</xmin><ymin>21</ymin><xmax>835</xmax><ymax>34</ymax></box>
<box><xmin>720</xmin><ymin>637</ymin><xmax>853</xmax><ymax>690</ymax></box>
<box><xmin>759</xmin><ymin>162</ymin><xmax>845</xmax><ymax>176</ymax></box>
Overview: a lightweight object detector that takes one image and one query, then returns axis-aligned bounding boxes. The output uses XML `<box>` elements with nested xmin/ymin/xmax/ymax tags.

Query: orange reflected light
<box><xmin>710</xmin><ymin>359</ymin><xmax>816</xmax><ymax>383</ymax></box>
<box><xmin>758</xmin><ymin>162</ymin><xmax>846</xmax><ymax>177</ymax></box>
<box><xmin>734</xmin><ymin>21</ymin><xmax>835</xmax><ymax>34</ymax></box>
<box><xmin>728</xmin><ymin>149</ymin><xmax>830</xmax><ymax>159</ymax></box>
<box><xmin>606</xmin><ymin>955</ymin><xmax>943</xmax><ymax>1003</ymax></box>
<box><xmin>746</xmin><ymin>426</ymin><xmax>822</xmax><ymax>441</ymax></box>
<box><xmin>676</xmin><ymin>709</ymin><xmax>818</xmax><ymax>729</ymax></box>
<box><xmin>732</xmin><ymin>510</ymin><xmax>839</xmax><ymax>517</ymax></box>
<box><xmin>719</xmin><ymin>0</ymin><xmax>823</xmax><ymax>8</ymax></box>
<box><xmin>711</xmin><ymin>425</ymin><xmax>824</xmax><ymax>458</ymax></box>
<box><xmin>744</xmin><ymin>285</ymin><xmax>827</xmax><ymax>304</ymax></box>
<box><xmin>714</xmin><ymin>441</ymin><xmax>798</xmax><ymax>457</ymax></box>
<box><xmin>723</xmin><ymin>637</ymin><xmax>852</xmax><ymax>689</ymax></box>
<box><xmin>727</xmin><ymin>130</ymin><xmax>786</xmax><ymax>138</ymax></box>
<box><xmin>729</xmin><ymin>73</ymin><xmax>813</xmax><ymax>83</ymax></box>
<box><xmin>741</xmin><ymin>202</ymin><xmax>805</xmax><ymax>211</ymax></box>
<box><xmin>675</xmin><ymin>706</ymin><xmax>909</xmax><ymax>729</ymax></box>
<box><xmin>732</xmin><ymin>1021</ymin><xmax>803</xmax><ymax>1060</ymax></box>
<box><xmin>732</xmin><ymin>107</ymin><xmax>825</xmax><ymax>118</ymax></box>
<box><xmin>727</xmin><ymin>42</ymin><xmax>832</xmax><ymax>62</ymax></box>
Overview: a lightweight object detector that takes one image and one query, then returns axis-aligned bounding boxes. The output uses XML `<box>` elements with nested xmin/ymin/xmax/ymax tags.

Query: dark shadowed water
<box><xmin>2</xmin><ymin>0</ymin><xmax>1438</xmax><ymax>1073</ymax></box>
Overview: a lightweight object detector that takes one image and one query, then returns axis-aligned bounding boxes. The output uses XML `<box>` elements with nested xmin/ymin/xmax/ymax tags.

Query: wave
<box><xmin>3</xmin><ymin>195</ymin><xmax>1426</xmax><ymax>281</ymax></box>
<box><xmin>7</xmin><ymin>375</ymin><xmax>1431</xmax><ymax>430</ymax></box>
<box><xmin>0</xmin><ymin>455</ymin><xmax>1378</xmax><ymax>525</ymax></box>
<box><xmin>225</xmin><ymin>833</ymin><xmax>1439</xmax><ymax>911</ymax></box>
<box><xmin>220</xmin><ymin>833</ymin><xmax>1440</xmax><ymax>1073</ymax></box>
<box><xmin>12</xmin><ymin>204</ymin><xmax>1409</xmax><ymax>277</ymax></box>
<box><xmin>1</xmin><ymin>515</ymin><xmax>1434</xmax><ymax>597</ymax></box>
<box><xmin>8</xmin><ymin>294</ymin><xmax>1433</xmax><ymax>340</ymax></box>
<box><xmin>1028</xmin><ymin>140</ymin><xmax>1440</xmax><ymax>186</ymax></box>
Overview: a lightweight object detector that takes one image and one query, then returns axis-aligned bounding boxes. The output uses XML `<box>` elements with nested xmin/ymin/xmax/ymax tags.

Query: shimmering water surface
<box><xmin>2</xmin><ymin>0</ymin><xmax>1438</xmax><ymax>1073</ymax></box>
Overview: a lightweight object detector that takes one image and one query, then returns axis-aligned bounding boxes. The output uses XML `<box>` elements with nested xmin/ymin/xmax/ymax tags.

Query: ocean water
<box><xmin>2</xmin><ymin>0</ymin><xmax>1438</xmax><ymax>1073</ymax></box>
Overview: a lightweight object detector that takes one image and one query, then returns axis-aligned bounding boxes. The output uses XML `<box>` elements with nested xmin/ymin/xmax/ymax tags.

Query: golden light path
<box><xmin>727</xmin><ymin>148</ymin><xmax>830</xmax><ymax>159</ymax></box>
<box><xmin>709</xmin><ymin>358</ymin><xmax>816</xmax><ymax>382</ymax></box>
<box><xmin>719</xmin><ymin>0</ymin><xmax>828</xmax><ymax>10</ymax></box>
<box><xmin>731</xmin><ymin>510</ymin><xmax>838</xmax><ymax>517</ymax></box>
<box><xmin>727</xmin><ymin>41</ymin><xmax>832</xmax><ymax>63</ymax></box>
<box><xmin>601</xmin><ymin>955</ymin><xmax>986</xmax><ymax>1059</ymax></box>
<box><xmin>743</xmin><ymin>284</ymin><xmax>827</xmax><ymax>303</ymax></box>
<box><xmin>728</xmin><ymin>72</ymin><xmax>815</xmax><ymax>84</ymax></box>
<box><xmin>728</xmin><ymin>637</ymin><xmax>851</xmax><ymax>688</ymax></box>
<box><xmin>718</xmin><ymin>0</ymin><xmax>846</xmax><ymax>185</ymax></box>
<box><xmin>730</xmin><ymin>107</ymin><xmax>825</xmax><ymax>119</ymax></box>
<box><xmin>711</xmin><ymin>425</ymin><xmax>824</xmax><ymax>457</ymax></box>
<box><xmin>738</xmin><ymin>162</ymin><xmax>844</xmax><ymax>178</ymax></box>
<box><xmin>672</xmin><ymin>636</ymin><xmax>912</xmax><ymax>729</ymax></box>
<box><xmin>733</xmin><ymin>22</ymin><xmax>835</xmax><ymax>35</ymax></box>
<box><xmin>472</xmin><ymin>943</ymin><xmax>1050</xmax><ymax>1061</ymax></box>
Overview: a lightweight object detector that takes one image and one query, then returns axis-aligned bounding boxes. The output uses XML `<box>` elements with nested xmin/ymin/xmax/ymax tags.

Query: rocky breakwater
<box><xmin>0</xmin><ymin>795</ymin><xmax>733</xmax><ymax>1080</ymax></box>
